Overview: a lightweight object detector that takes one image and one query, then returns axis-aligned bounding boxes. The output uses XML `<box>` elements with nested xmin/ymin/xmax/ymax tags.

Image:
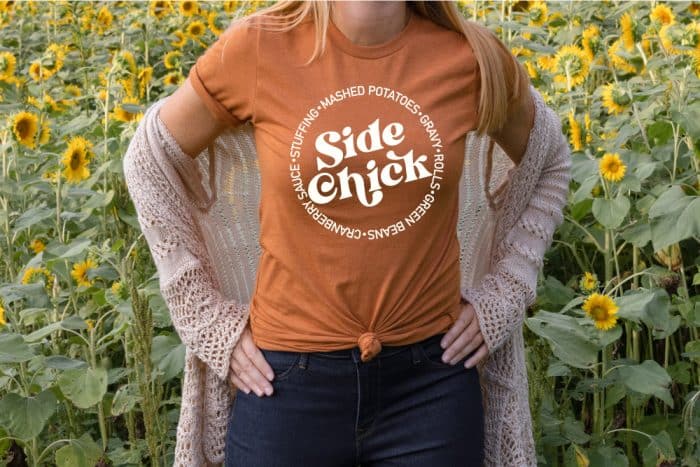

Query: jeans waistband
<box><xmin>309</xmin><ymin>332</ymin><xmax>446</xmax><ymax>360</ymax></box>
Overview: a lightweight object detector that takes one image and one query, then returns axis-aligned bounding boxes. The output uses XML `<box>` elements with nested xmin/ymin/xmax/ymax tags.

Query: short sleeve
<box><xmin>187</xmin><ymin>18</ymin><xmax>257</xmax><ymax>128</ymax></box>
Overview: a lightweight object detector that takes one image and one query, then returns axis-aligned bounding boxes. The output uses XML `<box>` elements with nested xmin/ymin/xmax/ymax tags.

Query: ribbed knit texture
<box><xmin>122</xmin><ymin>84</ymin><xmax>571</xmax><ymax>466</ymax></box>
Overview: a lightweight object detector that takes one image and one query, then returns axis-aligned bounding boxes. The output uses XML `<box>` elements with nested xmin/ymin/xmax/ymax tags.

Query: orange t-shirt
<box><xmin>188</xmin><ymin>9</ymin><xmax>481</xmax><ymax>362</ymax></box>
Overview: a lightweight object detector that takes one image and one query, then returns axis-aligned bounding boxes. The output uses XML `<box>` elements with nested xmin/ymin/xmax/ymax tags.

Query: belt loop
<box><xmin>410</xmin><ymin>343</ymin><xmax>422</xmax><ymax>365</ymax></box>
<box><xmin>298</xmin><ymin>352</ymin><xmax>309</xmax><ymax>370</ymax></box>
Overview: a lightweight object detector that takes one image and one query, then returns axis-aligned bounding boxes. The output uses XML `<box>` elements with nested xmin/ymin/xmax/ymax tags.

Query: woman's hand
<box><xmin>228</xmin><ymin>324</ymin><xmax>275</xmax><ymax>397</ymax></box>
<box><xmin>440</xmin><ymin>301</ymin><xmax>490</xmax><ymax>369</ymax></box>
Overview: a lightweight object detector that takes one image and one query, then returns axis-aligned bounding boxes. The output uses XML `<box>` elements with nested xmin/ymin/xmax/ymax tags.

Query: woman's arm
<box><xmin>462</xmin><ymin>91</ymin><xmax>572</xmax><ymax>356</ymax></box>
<box><xmin>122</xmin><ymin>100</ymin><xmax>250</xmax><ymax>382</ymax></box>
<box><xmin>488</xmin><ymin>87</ymin><xmax>536</xmax><ymax>167</ymax></box>
<box><xmin>158</xmin><ymin>80</ymin><xmax>229</xmax><ymax>159</ymax></box>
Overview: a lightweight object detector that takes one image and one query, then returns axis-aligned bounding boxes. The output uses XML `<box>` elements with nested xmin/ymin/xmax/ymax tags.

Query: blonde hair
<box><xmin>238</xmin><ymin>1</ymin><xmax>531</xmax><ymax>208</ymax></box>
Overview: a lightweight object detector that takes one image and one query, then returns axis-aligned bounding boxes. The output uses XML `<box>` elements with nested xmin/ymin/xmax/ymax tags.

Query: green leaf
<box><xmin>647</xmin><ymin>120</ymin><xmax>673</xmax><ymax>146</ymax></box>
<box><xmin>0</xmin><ymin>390</ymin><xmax>56</xmax><ymax>440</ymax></box>
<box><xmin>525</xmin><ymin>311</ymin><xmax>599</xmax><ymax>368</ymax></box>
<box><xmin>617</xmin><ymin>288</ymin><xmax>678</xmax><ymax>338</ymax></box>
<box><xmin>683</xmin><ymin>340</ymin><xmax>700</xmax><ymax>364</ymax></box>
<box><xmin>648</xmin><ymin>185</ymin><xmax>688</xmax><ymax>218</ymax></box>
<box><xmin>110</xmin><ymin>384</ymin><xmax>140</xmax><ymax>416</ymax></box>
<box><xmin>672</xmin><ymin>103</ymin><xmax>700</xmax><ymax>138</ymax></box>
<box><xmin>617</xmin><ymin>360</ymin><xmax>673</xmax><ymax>408</ymax></box>
<box><xmin>55</xmin><ymin>432</ymin><xmax>103</xmax><ymax>467</ymax></box>
<box><xmin>641</xmin><ymin>430</ymin><xmax>676</xmax><ymax>467</ymax></box>
<box><xmin>592</xmin><ymin>194</ymin><xmax>630</xmax><ymax>229</ymax></box>
<box><xmin>650</xmin><ymin>212</ymin><xmax>690</xmax><ymax>251</ymax></box>
<box><xmin>58</xmin><ymin>367</ymin><xmax>107</xmax><ymax>409</ymax></box>
<box><xmin>82</xmin><ymin>190</ymin><xmax>115</xmax><ymax>211</ymax></box>
<box><xmin>572</xmin><ymin>175</ymin><xmax>598</xmax><ymax>204</ymax></box>
<box><xmin>45</xmin><ymin>238</ymin><xmax>92</xmax><ymax>260</ymax></box>
<box><xmin>151</xmin><ymin>335</ymin><xmax>185</xmax><ymax>381</ymax></box>
<box><xmin>13</xmin><ymin>205</ymin><xmax>54</xmax><ymax>232</ymax></box>
<box><xmin>0</xmin><ymin>333</ymin><xmax>35</xmax><ymax>363</ymax></box>
<box><xmin>44</xmin><ymin>356</ymin><xmax>89</xmax><ymax>370</ymax></box>
<box><xmin>620</xmin><ymin>222</ymin><xmax>651</xmax><ymax>248</ymax></box>
<box><xmin>24</xmin><ymin>321</ymin><xmax>65</xmax><ymax>343</ymax></box>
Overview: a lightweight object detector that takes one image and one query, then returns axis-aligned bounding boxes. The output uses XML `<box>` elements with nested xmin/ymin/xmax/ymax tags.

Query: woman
<box><xmin>152</xmin><ymin>1</ymin><xmax>556</xmax><ymax>466</ymax></box>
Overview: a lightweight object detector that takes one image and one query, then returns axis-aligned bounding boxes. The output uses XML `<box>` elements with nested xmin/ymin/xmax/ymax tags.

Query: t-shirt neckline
<box><xmin>328</xmin><ymin>9</ymin><xmax>416</xmax><ymax>59</ymax></box>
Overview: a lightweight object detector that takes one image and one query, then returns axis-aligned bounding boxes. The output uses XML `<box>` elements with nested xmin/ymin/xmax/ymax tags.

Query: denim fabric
<box><xmin>225</xmin><ymin>332</ymin><xmax>484</xmax><ymax>466</ymax></box>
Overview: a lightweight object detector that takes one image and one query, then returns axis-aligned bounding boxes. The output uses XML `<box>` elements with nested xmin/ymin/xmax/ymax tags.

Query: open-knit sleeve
<box><xmin>462</xmin><ymin>92</ymin><xmax>572</xmax><ymax>355</ymax></box>
<box><xmin>122</xmin><ymin>104</ymin><xmax>250</xmax><ymax>381</ymax></box>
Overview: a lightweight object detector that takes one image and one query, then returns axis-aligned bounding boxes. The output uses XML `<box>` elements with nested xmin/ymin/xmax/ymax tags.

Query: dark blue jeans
<box><xmin>225</xmin><ymin>332</ymin><xmax>484</xmax><ymax>466</ymax></box>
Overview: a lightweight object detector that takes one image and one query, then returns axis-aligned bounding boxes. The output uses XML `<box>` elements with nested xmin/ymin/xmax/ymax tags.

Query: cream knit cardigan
<box><xmin>122</xmin><ymin>84</ymin><xmax>571</xmax><ymax>467</ymax></box>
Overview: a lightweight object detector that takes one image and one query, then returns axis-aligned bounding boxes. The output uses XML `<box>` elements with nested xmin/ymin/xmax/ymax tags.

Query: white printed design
<box><xmin>289</xmin><ymin>84</ymin><xmax>446</xmax><ymax>240</ymax></box>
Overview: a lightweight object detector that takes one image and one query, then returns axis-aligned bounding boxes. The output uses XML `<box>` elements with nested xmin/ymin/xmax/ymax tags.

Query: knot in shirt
<box><xmin>358</xmin><ymin>332</ymin><xmax>382</xmax><ymax>362</ymax></box>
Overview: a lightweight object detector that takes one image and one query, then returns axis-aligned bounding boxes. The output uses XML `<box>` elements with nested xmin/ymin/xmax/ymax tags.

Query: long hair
<box><xmin>235</xmin><ymin>1</ymin><xmax>531</xmax><ymax>209</ymax></box>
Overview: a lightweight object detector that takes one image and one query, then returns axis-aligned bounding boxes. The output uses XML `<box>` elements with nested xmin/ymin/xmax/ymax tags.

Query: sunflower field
<box><xmin>0</xmin><ymin>0</ymin><xmax>699</xmax><ymax>466</ymax></box>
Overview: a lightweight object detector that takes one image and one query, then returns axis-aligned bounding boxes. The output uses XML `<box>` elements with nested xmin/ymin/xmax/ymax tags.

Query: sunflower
<box><xmin>30</xmin><ymin>239</ymin><xmax>46</xmax><ymax>253</ymax></box>
<box><xmin>117</xmin><ymin>76</ymin><xmax>137</xmax><ymax>99</ymax></box>
<box><xmin>114</xmin><ymin>50</ymin><xmax>137</xmax><ymax>75</ymax></box>
<box><xmin>223</xmin><ymin>0</ymin><xmax>240</xmax><ymax>14</ymax></box>
<box><xmin>659</xmin><ymin>24</ymin><xmax>683</xmax><ymax>55</ymax></box>
<box><xmin>525</xmin><ymin>61</ymin><xmax>539</xmax><ymax>80</ymax></box>
<box><xmin>11</xmin><ymin>110</ymin><xmax>39</xmax><ymax>149</ymax></box>
<box><xmin>579</xmin><ymin>272</ymin><xmax>599</xmax><ymax>292</ymax></box>
<box><xmin>61</xmin><ymin>136</ymin><xmax>93</xmax><ymax>183</ymax></box>
<box><xmin>0</xmin><ymin>0</ymin><xmax>16</xmax><ymax>14</ymax></box>
<box><xmin>553</xmin><ymin>45</ymin><xmax>590</xmax><ymax>89</ymax></box>
<box><xmin>584</xmin><ymin>113</ymin><xmax>592</xmax><ymax>144</ymax></box>
<box><xmin>96</xmin><ymin>5</ymin><xmax>113</xmax><ymax>35</ymax></box>
<box><xmin>568</xmin><ymin>111</ymin><xmax>583</xmax><ymax>152</ymax></box>
<box><xmin>650</xmin><ymin>3</ymin><xmax>674</xmax><ymax>26</ymax></box>
<box><xmin>21</xmin><ymin>266</ymin><xmax>53</xmax><ymax>287</ymax></box>
<box><xmin>607</xmin><ymin>39</ymin><xmax>638</xmax><ymax>75</ymax></box>
<box><xmin>112</xmin><ymin>95</ymin><xmax>144</xmax><ymax>123</ymax></box>
<box><xmin>61</xmin><ymin>84</ymin><xmax>82</xmax><ymax>107</ymax></box>
<box><xmin>601</xmin><ymin>83</ymin><xmax>630</xmax><ymax>115</ymax></box>
<box><xmin>537</xmin><ymin>54</ymin><xmax>556</xmax><ymax>72</ymax></box>
<box><xmin>42</xmin><ymin>171</ymin><xmax>59</xmax><ymax>183</ymax></box>
<box><xmin>43</xmin><ymin>43</ymin><xmax>67</xmax><ymax>77</ymax></box>
<box><xmin>582</xmin><ymin>25</ymin><xmax>602</xmax><ymax>62</ymax></box>
<box><xmin>0</xmin><ymin>51</ymin><xmax>16</xmax><ymax>81</ymax></box>
<box><xmin>71</xmin><ymin>258</ymin><xmax>98</xmax><ymax>287</ymax></box>
<box><xmin>684</xmin><ymin>22</ymin><xmax>700</xmax><ymax>52</ymax></box>
<box><xmin>42</xmin><ymin>93</ymin><xmax>62</xmax><ymax>113</ymax></box>
<box><xmin>163</xmin><ymin>70</ymin><xmax>184</xmax><ymax>86</ymax></box>
<box><xmin>171</xmin><ymin>30</ymin><xmax>188</xmax><ymax>48</ymax></box>
<box><xmin>149</xmin><ymin>0</ymin><xmax>173</xmax><ymax>19</ymax></box>
<box><xmin>620</xmin><ymin>12</ymin><xmax>638</xmax><ymax>52</ymax></box>
<box><xmin>179</xmin><ymin>0</ymin><xmax>198</xmax><ymax>16</ymax></box>
<box><xmin>138</xmin><ymin>66</ymin><xmax>153</xmax><ymax>98</ymax></box>
<box><xmin>186</xmin><ymin>20</ymin><xmax>206</xmax><ymax>38</ymax></box>
<box><xmin>691</xmin><ymin>2</ymin><xmax>700</xmax><ymax>16</ymax></box>
<box><xmin>28</xmin><ymin>61</ymin><xmax>48</xmax><ymax>82</ymax></box>
<box><xmin>111</xmin><ymin>280</ymin><xmax>130</xmax><ymax>300</ymax></box>
<box><xmin>85</xmin><ymin>319</ymin><xmax>95</xmax><ymax>331</ymax></box>
<box><xmin>164</xmin><ymin>50</ymin><xmax>182</xmax><ymax>69</ymax></box>
<box><xmin>599</xmin><ymin>152</ymin><xmax>626</xmax><ymax>182</ymax></box>
<box><xmin>0</xmin><ymin>303</ymin><xmax>5</xmax><ymax>327</ymax></box>
<box><xmin>528</xmin><ymin>1</ymin><xmax>547</xmax><ymax>27</ymax></box>
<box><xmin>582</xmin><ymin>292</ymin><xmax>619</xmax><ymax>331</ymax></box>
<box><xmin>207</xmin><ymin>10</ymin><xmax>224</xmax><ymax>36</ymax></box>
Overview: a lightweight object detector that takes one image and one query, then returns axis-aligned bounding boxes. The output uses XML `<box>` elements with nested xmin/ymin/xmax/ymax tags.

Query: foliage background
<box><xmin>0</xmin><ymin>0</ymin><xmax>698</xmax><ymax>466</ymax></box>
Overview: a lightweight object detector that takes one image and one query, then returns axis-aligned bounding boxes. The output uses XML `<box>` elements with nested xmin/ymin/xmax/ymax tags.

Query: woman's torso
<box><xmin>246</xmin><ymin>11</ymin><xmax>481</xmax><ymax>354</ymax></box>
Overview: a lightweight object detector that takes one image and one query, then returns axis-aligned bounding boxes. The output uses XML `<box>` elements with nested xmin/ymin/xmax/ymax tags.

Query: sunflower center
<box><xmin>17</xmin><ymin>120</ymin><xmax>30</xmax><ymax>138</ymax></box>
<box><xmin>70</xmin><ymin>151</ymin><xmax>81</xmax><ymax>170</ymax></box>
<box><xmin>590</xmin><ymin>306</ymin><xmax>607</xmax><ymax>320</ymax></box>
